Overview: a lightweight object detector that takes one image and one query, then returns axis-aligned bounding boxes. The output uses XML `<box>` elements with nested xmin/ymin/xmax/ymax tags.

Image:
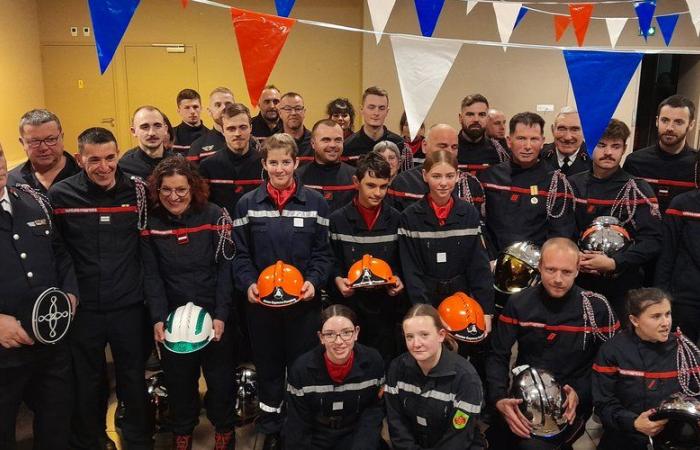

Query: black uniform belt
<box><xmin>314</xmin><ymin>413</ymin><xmax>360</xmax><ymax>429</ymax></box>
<box><xmin>424</xmin><ymin>274</ymin><xmax>468</xmax><ymax>297</ymax></box>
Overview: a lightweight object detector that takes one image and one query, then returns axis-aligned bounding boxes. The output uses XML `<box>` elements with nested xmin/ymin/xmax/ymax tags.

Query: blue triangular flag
<box><xmin>414</xmin><ymin>0</ymin><xmax>446</xmax><ymax>37</ymax></box>
<box><xmin>656</xmin><ymin>14</ymin><xmax>680</xmax><ymax>46</ymax></box>
<box><xmin>514</xmin><ymin>7</ymin><xmax>528</xmax><ymax>29</ymax></box>
<box><xmin>88</xmin><ymin>0</ymin><xmax>140</xmax><ymax>74</ymax></box>
<box><xmin>563</xmin><ymin>50</ymin><xmax>643</xmax><ymax>155</ymax></box>
<box><xmin>274</xmin><ymin>0</ymin><xmax>296</xmax><ymax>17</ymax></box>
<box><xmin>634</xmin><ymin>0</ymin><xmax>656</xmax><ymax>40</ymax></box>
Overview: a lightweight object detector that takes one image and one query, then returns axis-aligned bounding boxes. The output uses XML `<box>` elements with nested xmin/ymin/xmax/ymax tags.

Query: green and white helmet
<box><xmin>163</xmin><ymin>302</ymin><xmax>215</xmax><ymax>354</ymax></box>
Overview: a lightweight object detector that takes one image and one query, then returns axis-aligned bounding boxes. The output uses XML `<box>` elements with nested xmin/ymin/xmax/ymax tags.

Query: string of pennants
<box><xmin>87</xmin><ymin>0</ymin><xmax>699</xmax><ymax>157</ymax></box>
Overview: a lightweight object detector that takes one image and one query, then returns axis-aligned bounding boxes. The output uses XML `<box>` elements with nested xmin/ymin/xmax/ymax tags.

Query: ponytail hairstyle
<box><xmin>403</xmin><ymin>303</ymin><xmax>458</xmax><ymax>352</ymax></box>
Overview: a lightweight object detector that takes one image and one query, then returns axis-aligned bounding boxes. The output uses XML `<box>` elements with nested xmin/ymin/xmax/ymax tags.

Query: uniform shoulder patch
<box><xmin>452</xmin><ymin>409</ymin><xmax>470</xmax><ymax>429</ymax></box>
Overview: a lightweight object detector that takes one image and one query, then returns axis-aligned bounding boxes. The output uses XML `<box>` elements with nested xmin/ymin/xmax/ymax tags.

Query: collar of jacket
<box><xmin>403</xmin><ymin>345</ymin><xmax>459</xmax><ymax>378</ymax></box>
<box><xmin>344</xmin><ymin>197</ymin><xmax>392</xmax><ymax>231</ymax></box>
<box><xmin>254</xmin><ymin>175</ymin><xmax>306</xmax><ymax>205</ymax></box>
<box><xmin>80</xmin><ymin>167</ymin><xmax>130</xmax><ymax>196</ymax></box>
<box><xmin>307</xmin><ymin>344</ymin><xmax>374</xmax><ymax>381</ymax></box>
<box><xmin>413</xmin><ymin>194</ymin><xmax>466</xmax><ymax>227</ymax></box>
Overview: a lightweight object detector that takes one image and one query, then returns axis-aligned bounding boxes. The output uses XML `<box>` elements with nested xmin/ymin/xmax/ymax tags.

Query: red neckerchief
<box><xmin>353</xmin><ymin>196</ymin><xmax>382</xmax><ymax>231</ymax></box>
<box><xmin>267</xmin><ymin>180</ymin><xmax>296</xmax><ymax>212</ymax></box>
<box><xmin>427</xmin><ymin>195</ymin><xmax>454</xmax><ymax>226</ymax></box>
<box><xmin>324</xmin><ymin>351</ymin><xmax>355</xmax><ymax>384</ymax></box>
<box><xmin>405</xmin><ymin>135</ymin><xmax>424</xmax><ymax>155</ymax></box>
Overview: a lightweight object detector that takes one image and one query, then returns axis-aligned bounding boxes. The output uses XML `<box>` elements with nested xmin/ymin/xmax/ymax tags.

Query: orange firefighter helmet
<box><xmin>438</xmin><ymin>292</ymin><xmax>487</xmax><ymax>343</ymax></box>
<box><xmin>347</xmin><ymin>254</ymin><xmax>398</xmax><ymax>289</ymax></box>
<box><xmin>257</xmin><ymin>261</ymin><xmax>304</xmax><ymax>307</ymax></box>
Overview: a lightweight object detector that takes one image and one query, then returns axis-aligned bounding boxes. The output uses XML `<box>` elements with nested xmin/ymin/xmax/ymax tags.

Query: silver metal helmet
<box><xmin>510</xmin><ymin>365</ymin><xmax>567</xmax><ymax>438</ymax></box>
<box><xmin>651</xmin><ymin>393</ymin><xmax>700</xmax><ymax>450</ymax></box>
<box><xmin>579</xmin><ymin>216</ymin><xmax>631</xmax><ymax>256</ymax></box>
<box><xmin>146</xmin><ymin>371</ymin><xmax>169</xmax><ymax>431</ymax></box>
<box><xmin>234</xmin><ymin>366</ymin><xmax>260</xmax><ymax>423</ymax></box>
<box><xmin>494</xmin><ymin>242</ymin><xmax>542</xmax><ymax>294</ymax></box>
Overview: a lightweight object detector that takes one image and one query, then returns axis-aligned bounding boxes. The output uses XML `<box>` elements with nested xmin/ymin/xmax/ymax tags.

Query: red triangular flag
<box><xmin>181</xmin><ymin>0</ymin><xmax>188</xmax><ymax>8</ymax></box>
<box><xmin>230</xmin><ymin>8</ymin><xmax>295</xmax><ymax>107</ymax></box>
<box><xmin>569</xmin><ymin>3</ymin><xmax>594</xmax><ymax>46</ymax></box>
<box><xmin>554</xmin><ymin>15</ymin><xmax>571</xmax><ymax>42</ymax></box>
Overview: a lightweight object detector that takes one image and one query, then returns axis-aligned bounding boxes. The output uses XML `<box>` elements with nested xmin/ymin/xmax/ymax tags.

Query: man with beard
<box><xmin>278</xmin><ymin>92</ymin><xmax>313</xmax><ymax>160</ymax></box>
<box><xmin>569</xmin><ymin>119</ymin><xmax>662</xmax><ymax>320</ymax></box>
<box><xmin>187</xmin><ymin>87</ymin><xmax>235</xmax><ymax>165</ymax></box>
<box><xmin>343</xmin><ymin>86</ymin><xmax>405</xmax><ymax>166</ymax></box>
<box><xmin>118</xmin><ymin>106</ymin><xmax>174</xmax><ymax>179</ymax></box>
<box><xmin>251</xmin><ymin>85</ymin><xmax>282</xmax><ymax>139</ymax></box>
<box><xmin>9</xmin><ymin>109</ymin><xmax>81</xmax><ymax>193</ymax></box>
<box><xmin>172</xmin><ymin>89</ymin><xmax>208</xmax><ymax>156</ymax></box>
<box><xmin>542</xmin><ymin>107</ymin><xmax>590</xmax><ymax>176</ymax></box>
<box><xmin>624</xmin><ymin>95</ymin><xmax>697</xmax><ymax>214</ymax></box>
<box><xmin>458</xmin><ymin>94</ymin><xmax>510</xmax><ymax>178</ymax></box>
<box><xmin>486</xmin><ymin>108</ymin><xmax>508</xmax><ymax>151</ymax></box>
<box><xmin>297</xmin><ymin>120</ymin><xmax>356</xmax><ymax>213</ymax></box>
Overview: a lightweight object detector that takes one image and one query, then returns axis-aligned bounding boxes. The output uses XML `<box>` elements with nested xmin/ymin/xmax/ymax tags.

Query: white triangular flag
<box><xmin>493</xmin><ymin>1</ymin><xmax>522</xmax><ymax>48</ymax></box>
<box><xmin>605</xmin><ymin>17</ymin><xmax>627</xmax><ymax>48</ymax></box>
<box><xmin>466</xmin><ymin>0</ymin><xmax>478</xmax><ymax>15</ymax></box>
<box><xmin>687</xmin><ymin>0</ymin><xmax>700</xmax><ymax>36</ymax></box>
<box><xmin>390</xmin><ymin>35</ymin><xmax>462</xmax><ymax>140</ymax></box>
<box><xmin>367</xmin><ymin>0</ymin><xmax>397</xmax><ymax>44</ymax></box>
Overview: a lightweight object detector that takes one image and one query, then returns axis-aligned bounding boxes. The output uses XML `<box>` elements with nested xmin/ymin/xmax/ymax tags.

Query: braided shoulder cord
<box><xmin>676</xmin><ymin>328</ymin><xmax>700</xmax><ymax>396</ymax></box>
<box><xmin>131</xmin><ymin>176</ymin><xmax>148</xmax><ymax>231</ymax></box>
<box><xmin>581</xmin><ymin>290</ymin><xmax>616</xmax><ymax>349</ymax></box>
<box><xmin>400</xmin><ymin>143</ymin><xmax>414</xmax><ymax>172</ymax></box>
<box><xmin>491</xmin><ymin>138</ymin><xmax>511</xmax><ymax>163</ymax></box>
<box><xmin>546</xmin><ymin>169</ymin><xmax>575</xmax><ymax>219</ymax></box>
<box><xmin>215</xmin><ymin>209</ymin><xmax>236</xmax><ymax>262</ymax></box>
<box><xmin>14</xmin><ymin>184</ymin><xmax>53</xmax><ymax>230</ymax></box>
<box><xmin>610</xmin><ymin>179</ymin><xmax>660</xmax><ymax>228</ymax></box>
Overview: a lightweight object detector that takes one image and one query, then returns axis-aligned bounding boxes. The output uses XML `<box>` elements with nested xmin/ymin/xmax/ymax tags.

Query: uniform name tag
<box><xmin>416</xmin><ymin>416</ymin><xmax>427</xmax><ymax>426</ymax></box>
<box><xmin>436</xmin><ymin>252</ymin><xmax>447</xmax><ymax>263</ymax></box>
<box><xmin>332</xmin><ymin>401</ymin><xmax>343</xmax><ymax>411</ymax></box>
<box><xmin>293</xmin><ymin>218</ymin><xmax>304</xmax><ymax>228</ymax></box>
<box><xmin>99</xmin><ymin>215</ymin><xmax>111</xmax><ymax>224</ymax></box>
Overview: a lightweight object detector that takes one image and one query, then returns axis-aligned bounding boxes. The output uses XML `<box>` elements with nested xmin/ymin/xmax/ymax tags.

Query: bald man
<box><xmin>386</xmin><ymin>124</ymin><xmax>484</xmax><ymax>211</ymax></box>
<box><xmin>486</xmin><ymin>109</ymin><xmax>508</xmax><ymax>150</ymax></box>
<box><xmin>486</xmin><ymin>237</ymin><xmax>619</xmax><ymax>450</ymax></box>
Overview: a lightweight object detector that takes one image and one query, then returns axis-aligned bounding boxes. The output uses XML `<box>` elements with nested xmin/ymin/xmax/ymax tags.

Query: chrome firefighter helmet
<box><xmin>494</xmin><ymin>242</ymin><xmax>542</xmax><ymax>294</ymax></box>
<box><xmin>234</xmin><ymin>366</ymin><xmax>260</xmax><ymax>424</ymax></box>
<box><xmin>510</xmin><ymin>365</ymin><xmax>567</xmax><ymax>438</ymax></box>
<box><xmin>146</xmin><ymin>371</ymin><xmax>169</xmax><ymax>432</ymax></box>
<box><xmin>651</xmin><ymin>393</ymin><xmax>700</xmax><ymax>450</ymax></box>
<box><xmin>579</xmin><ymin>216</ymin><xmax>631</xmax><ymax>256</ymax></box>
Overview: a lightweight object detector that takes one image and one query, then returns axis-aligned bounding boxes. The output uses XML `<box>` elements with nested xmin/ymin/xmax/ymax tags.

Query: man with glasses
<box><xmin>9</xmin><ymin>109</ymin><xmax>81</xmax><ymax>193</ymax></box>
<box><xmin>541</xmin><ymin>107</ymin><xmax>590</xmax><ymax>176</ymax></box>
<box><xmin>118</xmin><ymin>106</ymin><xmax>174</xmax><ymax>180</ymax></box>
<box><xmin>252</xmin><ymin>85</ymin><xmax>283</xmax><ymax>139</ymax></box>
<box><xmin>278</xmin><ymin>92</ymin><xmax>312</xmax><ymax>158</ymax></box>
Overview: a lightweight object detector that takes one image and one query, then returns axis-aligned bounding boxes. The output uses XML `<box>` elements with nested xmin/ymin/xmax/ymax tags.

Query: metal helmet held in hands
<box><xmin>579</xmin><ymin>216</ymin><xmax>631</xmax><ymax>256</ymax></box>
<box><xmin>510</xmin><ymin>365</ymin><xmax>568</xmax><ymax>438</ymax></box>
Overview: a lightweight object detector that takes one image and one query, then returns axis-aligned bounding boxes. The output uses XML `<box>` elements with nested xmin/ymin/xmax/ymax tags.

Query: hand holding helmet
<box><xmin>495</xmin><ymin>398</ymin><xmax>533</xmax><ymax>439</ymax></box>
<box><xmin>509</xmin><ymin>365</ymin><xmax>568</xmax><ymax>438</ymax></box>
<box><xmin>635</xmin><ymin>409</ymin><xmax>668</xmax><ymax>437</ymax></box>
<box><xmin>561</xmin><ymin>385</ymin><xmax>579</xmax><ymax>424</ymax></box>
<box><xmin>256</xmin><ymin>261</ymin><xmax>305</xmax><ymax>307</ymax></box>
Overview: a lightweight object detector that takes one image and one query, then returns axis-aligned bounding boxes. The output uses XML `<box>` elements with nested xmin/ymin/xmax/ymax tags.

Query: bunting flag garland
<box><xmin>274</xmin><ymin>0</ymin><xmax>296</xmax><ymax>18</ymax></box>
<box><xmin>181</xmin><ymin>0</ymin><xmax>189</xmax><ymax>8</ymax></box>
<box><xmin>390</xmin><ymin>35</ymin><xmax>461</xmax><ymax>140</ymax></box>
<box><xmin>466</xmin><ymin>0</ymin><xmax>478</xmax><ymax>16</ymax></box>
<box><xmin>605</xmin><ymin>17</ymin><xmax>627</xmax><ymax>48</ymax></box>
<box><xmin>493</xmin><ymin>2</ymin><xmax>523</xmax><ymax>48</ymax></box>
<box><xmin>414</xmin><ymin>0</ymin><xmax>446</xmax><ymax>37</ymax></box>
<box><xmin>686</xmin><ymin>0</ymin><xmax>700</xmax><ymax>36</ymax></box>
<box><xmin>657</xmin><ymin>14</ymin><xmax>680</xmax><ymax>46</ymax></box>
<box><xmin>554</xmin><ymin>15</ymin><xmax>572</xmax><ymax>42</ymax></box>
<box><xmin>231</xmin><ymin>8</ymin><xmax>295</xmax><ymax>107</ymax></box>
<box><xmin>514</xmin><ymin>7</ymin><xmax>528</xmax><ymax>30</ymax></box>
<box><xmin>367</xmin><ymin>0</ymin><xmax>397</xmax><ymax>44</ymax></box>
<box><xmin>563</xmin><ymin>50</ymin><xmax>643</xmax><ymax>156</ymax></box>
<box><xmin>88</xmin><ymin>0</ymin><xmax>141</xmax><ymax>74</ymax></box>
<box><xmin>569</xmin><ymin>4</ymin><xmax>594</xmax><ymax>46</ymax></box>
<box><xmin>634</xmin><ymin>1</ymin><xmax>656</xmax><ymax>40</ymax></box>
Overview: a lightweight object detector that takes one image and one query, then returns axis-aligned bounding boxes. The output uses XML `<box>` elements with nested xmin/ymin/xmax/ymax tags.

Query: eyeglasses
<box><xmin>279</xmin><ymin>106</ymin><xmax>305</xmax><ymax>113</ymax></box>
<box><xmin>321</xmin><ymin>329</ymin><xmax>355</xmax><ymax>343</ymax></box>
<box><xmin>25</xmin><ymin>136</ymin><xmax>61</xmax><ymax>149</ymax></box>
<box><xmin>158</xmin><ymin>187</ymin><xmax>190</xmax><ymax>197</ymax></box>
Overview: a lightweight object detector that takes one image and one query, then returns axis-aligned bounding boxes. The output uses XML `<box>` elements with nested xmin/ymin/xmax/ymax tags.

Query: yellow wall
<box><xmin>0</xmin><ymin>0</ymin><xmax>45</xmax><ymax>167</ymax></box>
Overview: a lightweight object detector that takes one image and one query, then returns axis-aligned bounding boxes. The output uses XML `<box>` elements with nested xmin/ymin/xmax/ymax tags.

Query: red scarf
<box><xmin>354</xmin><ymin>197</ymin><xmax>382</xmax><ymax>231</ymax></box>
<box><xmin>427</xmin><ymin>195</ymin><xmax>454</xmax><ymax>226</ymax></box>
<box><xmin>324</xmin><ymin>351</ymin><xmax>355</xmax><ymax>384</ymax></box>
<box><xmin>405</xmin><ymin>135</ymin><xmax>424</xmax><ymax>155</ymax></box>
<box><xmin>267</xmin><ymin>180</ymin><xmax>296</xmax><ymax>212</ymax></box>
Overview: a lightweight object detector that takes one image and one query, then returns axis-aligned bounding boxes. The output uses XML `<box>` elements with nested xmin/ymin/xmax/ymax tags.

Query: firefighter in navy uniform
<box><xmin>385</xmin><ymin>304</ymin><xmax>485</xmax><ymax>450</ymax></box>
<box><xmin>278</xmin><ymin>92</ymin><xmax>313</xmax><ymax>162</ymax></box>
<box><xmin>9</xmin><ymin>109</ymin><xmax>81</xmax><ymax>193</ymax></box>
<box><xmin>569</xmin><ymin>119</ymin><xmax>663</xmax><ymax>320</ymax></box>
<box><xmin>388</xmin><ymin>124</ymin><xmax>484</xmax><ymax>212</ymax></box>
<box><xmin>187</xmin><ymin>87</ymin><xmax>235</xmax><ymax>165</ymax></box>
<box><xmin>540</xmin><ymin>107</ymin><xmax>590</xmax><ymax>176</ymax></box>
<box><xmin>285</xmin><ymin>305</ymin><xmax>385</xmax><ymax>450</ymax></box>
<box><xmin>251</xmin><ymin>85</ymin><xmax>283</xmax><ymax>139</ymax></box>
<box><xmin>329</xmin><ymin>153</ymin><xmax>404</xmax><ymax>362</ymax></box>
<box><xmin>486</xmin><ymin>238</ymin><xmax>619</xmax><ymax>450</ymax></box>
<box><xmin>298</xmin><ymin>120</ymin><xmax>356</xmax><ymax>213</ymax></box>
<box><xmin>623</xmin><ymin>95</ymin><xmax>697</xmax><ymax>214</ymax></box>
<box><xmin>655</xmin><ymin>154</ymin><xmax>700</xmax><ymax>343</ymax></box>
<box><xmin>480</xmin><ymin>112</ymin><xmax>577</xmax><ymax>259</ymax></box>
<box><xmin>118</xmin><ymin>106</ymin><xmax>175</xmax><ymax>179</ymax></box>
<box><xmin>0</xmin><ymin>142</ymin><xmax>79</xmax><ymax>450</ymax></box>
<box><xmin>592</xmin><ymin>288</ymin><xmax>700</xmax><ymax>450</ymax></box>
<box><xmin>141</xmin><ymin>157</ymin><xmax>236</xmax><ymax>449</ymax></box>
<box><xmin>48</xmin><ymin>128</ymin><xmax>153</xmax><ymax>450</ymax></box>
<box><xmin>457</xmin><ymin>94</ymin><xmax>510</xmax><ymax>179</ymax></box>
<box><xmin>199</xmin><ymin>103</ymin><xmax>264</xmax><ymax>215</ymax></box>
<box><xmin>171</xmin><ymin>89</ymin><xmax>209</xmax><ymax>156</ymax></box>
<box><xmin>232</xmin><ymin>133</ymin><xmax>333</xmax><ymax>449</ymax></box>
